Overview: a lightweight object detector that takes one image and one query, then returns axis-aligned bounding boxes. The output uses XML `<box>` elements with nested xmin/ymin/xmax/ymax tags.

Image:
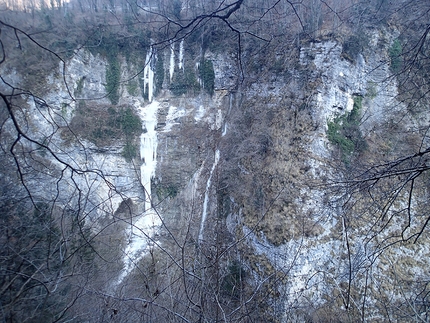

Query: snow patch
<box><xmin>194</xmin><ymin>105</ymin><xmax>206</xmax><ymax>122</ymax></box>
<box><xmin>163</xmin><ymin>105</ymin><xmax>186</xmax><ymax>132</ymax></box>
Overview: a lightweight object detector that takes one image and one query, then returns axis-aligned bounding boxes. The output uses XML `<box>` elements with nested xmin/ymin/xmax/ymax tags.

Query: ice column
<box><xmin>178</xmin><ymin>39</ymin><xmax>184</xmax><ymax>70</ymax></box>
<box><xmin>143</xmin><ymin>48</ymin><xmax>155</xmax><ymax>102</ymax></box>
<box><xmin>169</xmin><ymin>42</ymin><xmax>175</xmax><ymax>81</ymax></box>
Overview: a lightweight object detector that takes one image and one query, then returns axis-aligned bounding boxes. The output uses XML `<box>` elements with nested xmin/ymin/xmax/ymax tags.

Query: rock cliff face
<box><xmin>3</xmin><ymin>24</ymin><xmax>430</xmax><ymax>321</ymax></box>
<box><xmin>229</xmin><ymin>30</ymin><xmax>430</xmax><ymax>321</ymax></box>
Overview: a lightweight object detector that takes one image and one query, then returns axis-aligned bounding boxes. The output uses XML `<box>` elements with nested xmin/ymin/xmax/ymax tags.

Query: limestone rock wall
<box><xmin>2</xmin><ymin>27</ymin><xmax>429</xmax><ymax>321</ymax></box>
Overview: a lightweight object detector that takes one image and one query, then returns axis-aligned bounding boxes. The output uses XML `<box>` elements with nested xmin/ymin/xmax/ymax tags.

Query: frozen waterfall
<box><xmin>117</xmin><ymin>101</ymin><xmax>160</xmax><ymax>284</ymax></box>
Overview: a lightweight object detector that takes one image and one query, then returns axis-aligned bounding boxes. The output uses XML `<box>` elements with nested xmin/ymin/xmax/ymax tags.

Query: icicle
<box><xmin>198</xmin><ymin>149</ymin><xmax>220</xmax><ymax>243</ymax></box>
<box><xmin>169</xmin><ymin>42</ymin><xmax>175</xmax><ymax>81</ymax></box>
<box><xmin>179</xmin><ymin>39</ymin><xmax>184</xmax><ymax>70</ymax></box>
<box><xmin>143</xmin><ymin>47</ymin><xmax>155</xmax><ymax>102</ymax></box>
<box><xmin>148</xmin><ymin>68</ymin><xmax>154</xmax><ymax>102</ymax></box>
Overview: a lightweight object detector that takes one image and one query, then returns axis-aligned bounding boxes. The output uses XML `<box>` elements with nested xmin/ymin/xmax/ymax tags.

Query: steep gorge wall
<box><xmin>215</xmin><ymin>28</ymin><xmax>430</xmax><ymax>320</ymax></box>
<box><xmin>2</xmin><ymin>23</ymin><xmax>430</xmax><ymax>321</ymax></box>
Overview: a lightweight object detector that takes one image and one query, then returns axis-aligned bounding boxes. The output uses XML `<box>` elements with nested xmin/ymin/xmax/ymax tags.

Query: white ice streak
<box><xmin>169</xmin><ymin>40</ymin><xmax>184</xmax><ymax>80</ymax></box>
<box><xmin>198</xmin><ymin>149</ymin><xmax>220</xmax><ymax>243</ymax></box>
<box><xmin>179</xmin><ymin>39</ymin><xmax>184</xmax><ymax>70</ymax></box>
<box><xmin>170</xmin><ymin>42</ymin><xmax>175</xmax><ymax>81</ymax></box>
<box><xmin>222</xmin><ymin>123</ymin><xmax>228</xmax><ymax>136</ymax></box>
<box><xmin>143</xmin><ymin>48</ymin><xmax>154</xmax><ymax>102</ymax></box>
<box><xmin>117</xmin><ymin>101</ymin><xmax>161</xmax><ymax>284</ymax></box>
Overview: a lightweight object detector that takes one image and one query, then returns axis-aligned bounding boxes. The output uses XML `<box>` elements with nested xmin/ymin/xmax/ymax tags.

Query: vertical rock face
<box><xmin>212</xmin><ymin>29</ymin><xmax>429</xmax><ymax>321</ymax></box>
<box><xmin>3</xmin><ymin>26</ymin><xmax>430</xmax><ymax>321</ymax></box>
<box><xmin>8</xmin><ymin>43</ymin><xmax>236</xmax><ymax>285</ymax></box>
<box><xmin>66</xmin><ymin>50</ymin><xmax>110</xmax><ymax>103</ymax></box>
